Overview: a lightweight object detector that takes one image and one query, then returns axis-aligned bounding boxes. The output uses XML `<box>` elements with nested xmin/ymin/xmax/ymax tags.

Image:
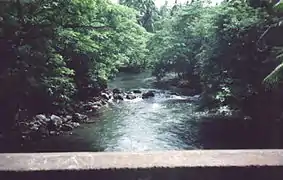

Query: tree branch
<box><xmin>27</xmin><ymin>23</ymin><xmax>111</xmax><ymax>30</ymax></box>
<box><xmin>257</xmin><ymin>23</ymin><xmax>277</xmax><ymax>52</ymax></box>
<box><xmin>257</xmin><ymin>17</ymin><xmax>283</xmax><ymax>52</ymax></box>
<box><xmin>61</xmin><ymin>24</ymin><xmax>110</xmax><ymax>30</ymax></box>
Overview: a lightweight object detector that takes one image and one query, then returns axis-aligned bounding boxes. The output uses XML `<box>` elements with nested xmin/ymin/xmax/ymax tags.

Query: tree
<box><xmin>258</xmin><ymin>0</ymin><xmax>283</xmax><ymax>87</ymax></box>
<box><xmin>119</xmin><ymin>0</ymin><xmax>158</xmax><ymax>32</ymax></box>
<box><xmin>0</xmin><ymin>0</ymin><xmax>150</xmax><ymax>132</ymax></box>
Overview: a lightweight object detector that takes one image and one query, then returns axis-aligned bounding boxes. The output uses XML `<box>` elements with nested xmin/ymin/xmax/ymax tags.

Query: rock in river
<box><xmin>101</xmin><ymin>92</ymin><xmax>111</xmax><ymax>100</ymax></box>
<box><xmin>47</xmin><ymin>115</ymin><xmax>63</xmax><ymax>131</ymax></box>
<box><xmin>72</xmin><ymin>122</ymin><xmax>80</xmax><ymax>128</ymax></box>
<box><xmin>126</xmin><ymin>94</ymin><xmax>136</xmax><ymax>100</ymax></box>
<box><xmin>65</xmin><ymin>115</ymin><xmax>73</xmax><ymax>122</ymax></box>
<box><xmin>113</xmin><ymin>88</ymin><xmax>122</xmax><ymax>94</ymax></box>
<box><xmin>73</xmin><ymin>113</ymin><xmax>89</xmax><ymax>122</ymax></box>
<box><xmin>34</xmin><ymin>114</ymin><xmax>49</xmax><ymax>125</ymax></box>
<box><xmin>50</xmin><ymin>115</ymin><xmax>63</xmax><ymax>126</ymax></box>
<box><xmin>133</xmin><ymin>89</ymin><xmax>142</xmax><ymax>93</ymax></box>
<box><xmin>83</xmin><ymin>102</ymin><xmax>100</xmax><ymax>112</ymax></box>
<box><xmin>142</xmin><ymin>91</ymin><xmax>155</xmax><ymax>99</ymax></box>
<box><xmin>113</xmin><ymin>94</ymin><xmax>124</xmax><ymax>100</ymax></box>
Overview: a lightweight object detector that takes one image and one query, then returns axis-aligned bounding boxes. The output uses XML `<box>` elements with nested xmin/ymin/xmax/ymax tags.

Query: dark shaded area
<box><xmin>198</xmin><ymin>116</ymin><xmax>283</xmax><ymax>149</ymax></box>
<box><xmin>1</xmin><ymin>167</ymin><xmax>283</xmax><ymax>180</ymax></box>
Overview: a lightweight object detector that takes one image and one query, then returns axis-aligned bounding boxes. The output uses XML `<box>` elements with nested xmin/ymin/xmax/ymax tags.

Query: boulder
<box><xmin>126</xmin><ymin>94</ymin><xmax>136</xmax><ymax>100</ymax></box>
<box><xmin>72</xmin><ymin>122</ymin><xmax>80</xmax><ymax>128</ymax></box>
<box><xmin>47</xmin><ymin>115</ymin><xmax>62</xmax><ymax>131</ymax></box>
<box><xmin>66</xmin><ymin>115</ymin><xmax>73</xmax><ymax>121</ymax></box>
<box><xmin>113</xmin><ymin>94</ymin><xmax>124</xmax><ymax>100</ymax></box>
<box><xmin>83</xmin><ymin>102</ymin><xmax>100</xmax><ymax>112</ymax></box>
<box><xmin>35</xmin><ymin>114</ymin><xmax>48</xmax><ymax>121</ymax></box>
<box><xmin>34</xmin><ymin>114</ymin><xmax>49</xmax><ymax>125</ymax></box>
<box><xmin>92</xmin><ymin>101</ymin><xmax>103</xmax><ymax>107</ymax></box>
<box><xmin>33</xmin><ymin>121</ymin><xmax>43</xmax><ymax>127</ymax></box>
<box><xmin>73</xmin><ymin>113</ymin><xmax>89</xmax><ymax>122</ymax></box>
<box><xmin>49</xmin><ymin>131</ymin><xmax>57</xmax><ymax>136</ymax></box>
<box><xmin>60</xmin><ymin>124</ymin><xmax>74</xmax><ymax>131</ymax></box>
<box><xmin>50</xmin><ymin>115</ymin><xmax>63</xmax><ymax>126</ymax></box>
<box><xmin>101</xmin><ymin>100</ymin><xmax>107</xmax><ymax>105</ymax></box>
<box><xmin>92</xmin><ymin>96</ymin><xmax>101</xmax><ymax>102</ymax></box>
<box><xmin>142</xmin><ymin>91</ymin><xmax>155</xmax><ymax>99</ymax></box>
<box><xmin>91</xmin><ymin>105</ymin><xmax>100</xmax><ymax>110</ymax></box>
<box><xmin>113</xmin><ymin>88</ymin><xmax>122</xmax><ymax>94</ymax></box>
<box><xmin>102</xmin><ymin>89</ymin><xmax>112</xmax><ymax>95</ymax></box>
<box><xmin>29</xmin><ymin>124</ymin><xmax>39</xmax><ymax>131</ymax></box>
<box><xmin>49</xmin><ymin>115</ymin><xmax>63</xmax><ymax>131</ymax></box>
<box><xmin>133</xmin><ymin>89</ymin><xmax>142</xmax><ymax>93</ymax></box>
<box><xmin>62</xmin><ymin>115</ymin><xmax>73</xmax><ymax>123</ymax></box>
<box><xmin>101</xmin><ymin>92</ymin><xmax>110</xmax><ymax>100</ymax></box>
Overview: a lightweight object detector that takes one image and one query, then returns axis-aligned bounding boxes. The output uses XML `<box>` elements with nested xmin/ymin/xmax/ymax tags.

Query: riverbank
<box><xmin>0</xmin><ymin>92</ymin><xmax>110</xmax><ymax>148</ymax></box>
<box><xmin>0</xmin><ymin>87</ymin><xmax>162</xmax><ymax>151</ymax></box>
<box><xmin>2</xmin><ymin>72</ymin><xmax>283</xmax><ymax>152</ymax></box>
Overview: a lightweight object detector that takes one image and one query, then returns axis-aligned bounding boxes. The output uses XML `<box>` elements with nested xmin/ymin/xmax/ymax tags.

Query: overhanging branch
<box><xmin>256</xmin><ymin>24</ymin><xmax>277</xmax><ymax>52</ymax></box>
<box><xmin>21</xmin><ymin>24</ymin><xmax>111</xmax><ymax>30</ymax></box>
<box><xmin>61</xmin><ymin>25</ymin><xmax>110</xmax><ymax>30</ymax></box>
<box><xmin>257</xmin><ymin>18</ymin><xmax>283</xmax><ymax>52</ymax></box>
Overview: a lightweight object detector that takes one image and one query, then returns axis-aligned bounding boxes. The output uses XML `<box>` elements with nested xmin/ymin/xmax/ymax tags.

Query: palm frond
<box><xmin>263</xmin><ymin>62</ymin><xmax>283</xmax><ymax>87</ymax></box>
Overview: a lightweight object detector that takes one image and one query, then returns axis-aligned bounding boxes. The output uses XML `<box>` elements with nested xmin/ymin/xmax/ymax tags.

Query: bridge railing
<box><xmin>1</xmin><ymin>150</ymin><xmax>283</xmax><ymax>180</ymax></box>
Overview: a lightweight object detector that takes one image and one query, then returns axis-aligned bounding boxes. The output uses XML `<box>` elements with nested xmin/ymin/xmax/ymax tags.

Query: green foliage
<box><xmin>263</xmin><ymin>62</ymin><xmax>283</xmax><ymax>86</ymax></box>
<box><xmin>262</xmin><ymin>1</ymin><xmax>283</xmax><ymax>87</ymax></box>
<box><xmin>263</xmin><ymin>47</ymin><xmax>283</xmax><ymax>87</ymax></box>
<box><xmin>149</xmin><ymin>0</ymin><xmax>281</xmax><ymax>113</ymax></box>
<box><xmin>273</xmin><ymin>0</ymin><xmax>283</xmax><ymax>12</ymax></box>
<box><xmin>215</xmin><ymin>86</ymin><xmax>232</xmax><ymax>103</ymax></box>
<box><xmin>0</xmin><ymin>0</ymin><xmax>149</xmax><ymax>129</ymax></box>
<box><xmin>119</xmin><ymin>0</ymin><xmax>158</xmax><ymax>32</ymax></box>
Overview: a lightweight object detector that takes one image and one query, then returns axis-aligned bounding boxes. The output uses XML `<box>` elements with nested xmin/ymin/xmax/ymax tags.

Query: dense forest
<box><xmin>0</xmin><ymin>0</ymin><xmax>150</xmax><ymax>136</ymax></box>
<box><xmin>1</xmin><ymin>0</ymin><xmax>283</xmax><ymax>147</ymax></box>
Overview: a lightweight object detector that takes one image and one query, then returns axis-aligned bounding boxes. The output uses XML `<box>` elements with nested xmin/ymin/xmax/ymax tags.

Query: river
<box><xmin>10</xmin><ymin>72</ymin><xmax>283</xmax><ymax>152</ymax></box>
<box><xmin>19</xmin><ymin>72</ymin><xmax>203</xmax><ymax>152</ymax></box>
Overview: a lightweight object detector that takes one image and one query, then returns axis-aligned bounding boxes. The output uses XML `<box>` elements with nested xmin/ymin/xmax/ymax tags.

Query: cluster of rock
<box><xmin>101</xmin><ymin>88</ymin><xmax>155</xmax><ymax>101</ymax></box>
<box><xmin>18</xmin><ymin>88</ymin><xmax>156</xmax><ymax>141</ymax></box>
<box><xmin>18</xmin><ymin>113</ymin><xmax>88</xmax><ymax>141</ymax></box>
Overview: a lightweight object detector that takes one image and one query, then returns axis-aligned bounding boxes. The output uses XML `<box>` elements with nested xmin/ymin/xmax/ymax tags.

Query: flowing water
<box><xmin>23</xmin><ymin>72</ymin><xmax>206</xmax><ymax>152</ymax></box>
<box><xmin>9</xmin><ymin>72</ymin><xmax>282</xmax><ymax>152</ymax></box>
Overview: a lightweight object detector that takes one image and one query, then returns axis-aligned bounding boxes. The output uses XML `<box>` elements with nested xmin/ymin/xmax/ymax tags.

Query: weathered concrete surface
<box><xmin>1</xmin><ymin>150</ymin><xmax>283</xmax><ymax>180</ymax></box>
<box><xmin>1</xmin><ymin>150</ymin><xmax>283</xmax><ymax>171</ymax></box>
